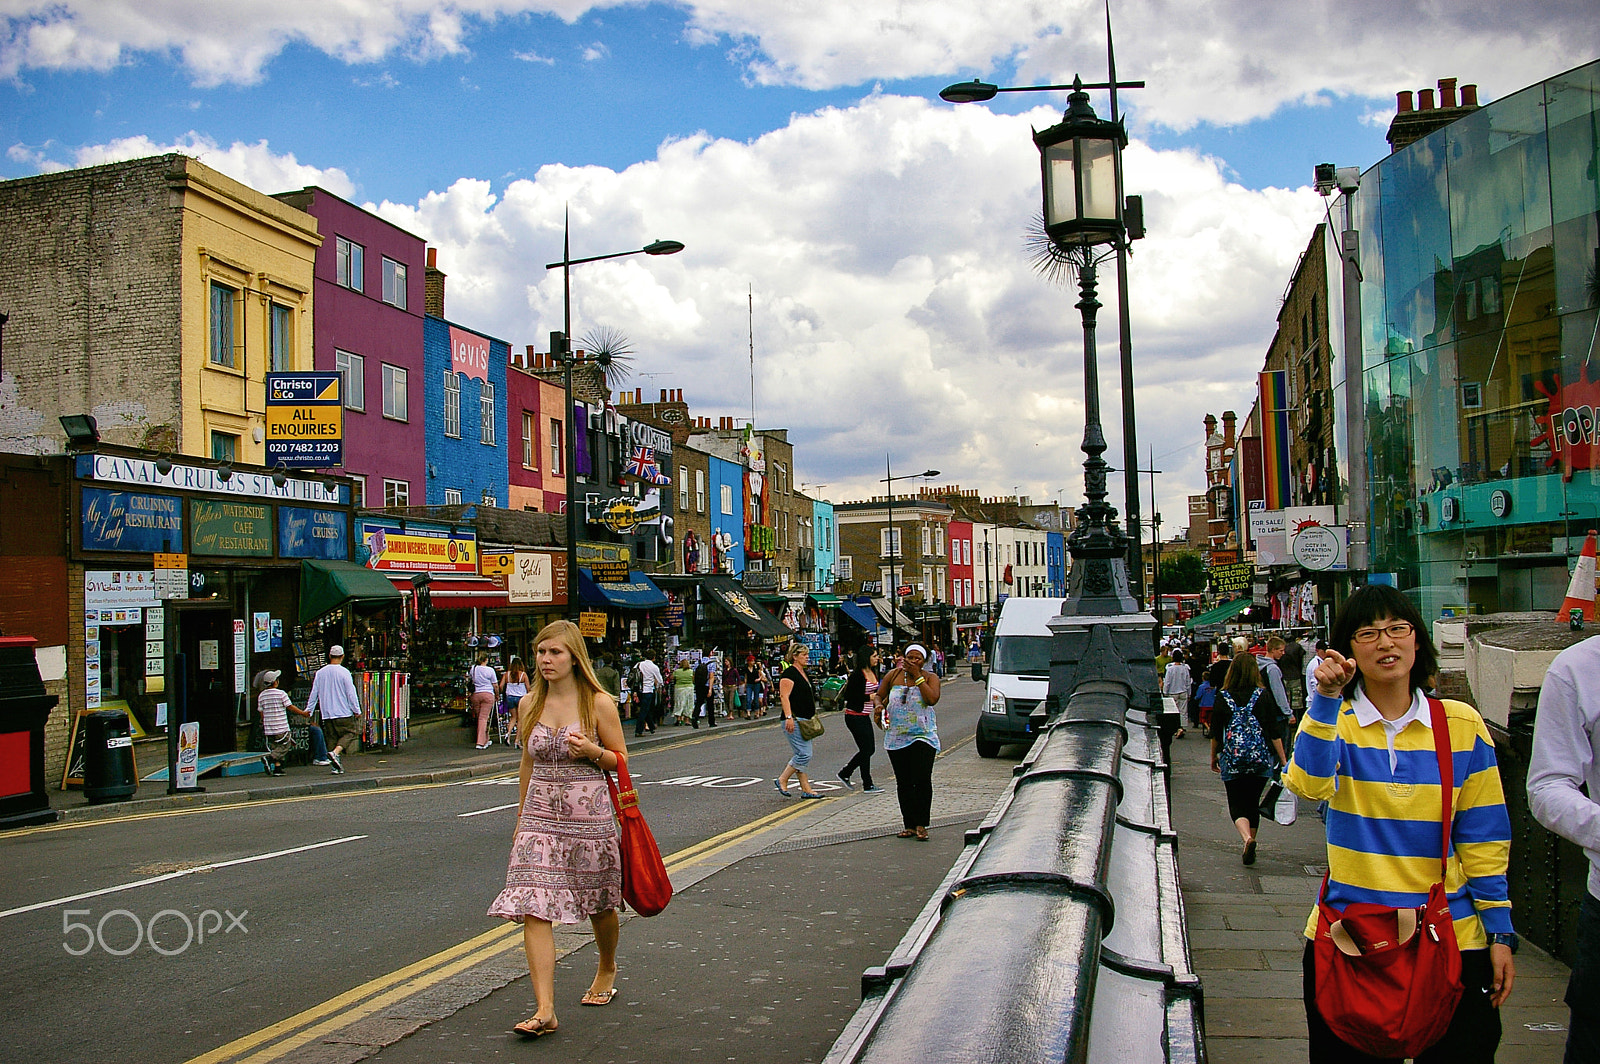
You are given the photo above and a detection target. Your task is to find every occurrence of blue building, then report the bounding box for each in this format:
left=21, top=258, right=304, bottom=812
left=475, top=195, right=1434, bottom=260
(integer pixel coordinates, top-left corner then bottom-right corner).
left=812, top=498, right=837, bottom=590
left=1046, top=531, right=1066, bottom=596
left=708, top=453, right=746, bottom=574
left=422, top=316, right=509, bottom=507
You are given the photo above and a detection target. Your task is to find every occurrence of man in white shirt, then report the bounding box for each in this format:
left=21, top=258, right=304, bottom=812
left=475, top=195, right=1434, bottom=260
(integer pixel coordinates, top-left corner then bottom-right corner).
left=1528, top=634, right=1600, bottom=1063
left=1162, top=650, right=1193, bottom=737
left=306, top=645, right=363, bottom=774
left=633, top=654, right=664, bottom=737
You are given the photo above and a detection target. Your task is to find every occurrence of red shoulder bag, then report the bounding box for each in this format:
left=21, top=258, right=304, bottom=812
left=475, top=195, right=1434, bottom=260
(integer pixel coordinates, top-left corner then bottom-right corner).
left=604, top=750, right=673, bottom=917
left=1313, top=697, right=1463, bottom=1057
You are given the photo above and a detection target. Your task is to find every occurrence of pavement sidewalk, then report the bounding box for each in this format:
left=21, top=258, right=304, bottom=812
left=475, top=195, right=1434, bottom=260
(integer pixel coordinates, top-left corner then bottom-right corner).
left=1167, top=728, right=1573, bottom=1063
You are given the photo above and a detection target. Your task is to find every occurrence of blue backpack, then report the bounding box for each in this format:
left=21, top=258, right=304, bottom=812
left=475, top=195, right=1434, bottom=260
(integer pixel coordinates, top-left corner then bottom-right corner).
left=1219, top=689, right=1274, bottom=777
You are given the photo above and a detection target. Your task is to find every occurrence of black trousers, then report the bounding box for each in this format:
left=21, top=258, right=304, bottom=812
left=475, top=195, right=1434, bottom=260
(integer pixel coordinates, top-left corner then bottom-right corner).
left=839, top=712, right=875, bottom=789
left=693, top=690, right=715, bottom=727
left=633, top=692, right=657, bottom=736
left=1302, top=942, right=1501, bottom=1063
left=1569, top=890, right=1600, bottom=1064
left=887, top=741, right=936, bottom=829
left=1223, top=774, right=1270, bottom=830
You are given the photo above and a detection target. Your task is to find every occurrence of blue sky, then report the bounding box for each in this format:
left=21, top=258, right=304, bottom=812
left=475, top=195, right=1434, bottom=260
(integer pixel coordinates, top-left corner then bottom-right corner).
left=3, top=0, right=1594, bottom=525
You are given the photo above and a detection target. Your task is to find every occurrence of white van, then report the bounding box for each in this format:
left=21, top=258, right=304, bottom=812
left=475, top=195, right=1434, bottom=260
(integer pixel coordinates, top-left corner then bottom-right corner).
left=976, top=597, right=1066, bottom=757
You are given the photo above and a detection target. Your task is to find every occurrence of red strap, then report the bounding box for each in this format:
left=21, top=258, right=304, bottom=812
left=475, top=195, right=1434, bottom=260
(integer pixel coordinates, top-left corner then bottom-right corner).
left=1427, top=697, right=1453, bottom=878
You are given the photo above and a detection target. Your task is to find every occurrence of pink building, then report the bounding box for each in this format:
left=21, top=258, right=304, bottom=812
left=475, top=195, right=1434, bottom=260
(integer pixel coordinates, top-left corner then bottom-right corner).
left=948, top=519, right=974, bottom=606
left=507, top=349, right=568, bottom=513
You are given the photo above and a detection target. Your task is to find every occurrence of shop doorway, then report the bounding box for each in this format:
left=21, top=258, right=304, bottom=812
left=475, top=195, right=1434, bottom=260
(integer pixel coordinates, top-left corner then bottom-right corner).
left=178, top=608, right=237, bottom=755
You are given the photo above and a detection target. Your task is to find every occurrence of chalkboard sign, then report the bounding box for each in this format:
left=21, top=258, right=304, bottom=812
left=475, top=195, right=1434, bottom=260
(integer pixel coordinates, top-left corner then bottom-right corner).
left=62, top=710, right=88, bottom=788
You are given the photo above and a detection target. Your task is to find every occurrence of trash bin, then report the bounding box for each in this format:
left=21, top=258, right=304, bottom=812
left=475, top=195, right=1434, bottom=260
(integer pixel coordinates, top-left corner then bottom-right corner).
left=83, top=709, right=137, bottom=804
left=971, top=661, right=986, bottom=682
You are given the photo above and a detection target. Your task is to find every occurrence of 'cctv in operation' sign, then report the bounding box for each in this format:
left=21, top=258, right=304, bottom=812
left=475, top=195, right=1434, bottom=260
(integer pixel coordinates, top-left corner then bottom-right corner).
left=266, top=373, right=344, bottom=468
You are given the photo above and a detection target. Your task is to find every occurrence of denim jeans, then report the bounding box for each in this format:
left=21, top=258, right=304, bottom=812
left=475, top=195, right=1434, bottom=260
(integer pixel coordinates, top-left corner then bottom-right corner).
left=783, top=724, right=813, bottom=769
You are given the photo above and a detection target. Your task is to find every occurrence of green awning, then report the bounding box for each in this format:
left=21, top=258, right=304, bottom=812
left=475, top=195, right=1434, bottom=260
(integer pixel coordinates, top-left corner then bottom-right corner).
left=299, top=560, right=403, bottom=623
left=806, top=593, right=844, bottom=607
left=1184, top=597, right=1252, bottom=630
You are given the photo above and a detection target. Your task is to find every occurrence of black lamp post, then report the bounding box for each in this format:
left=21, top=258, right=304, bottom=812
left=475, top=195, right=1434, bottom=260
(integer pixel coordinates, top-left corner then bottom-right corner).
left=545, top=216, right=683, bottom=621
left=880, top=459, right=940, bottom=642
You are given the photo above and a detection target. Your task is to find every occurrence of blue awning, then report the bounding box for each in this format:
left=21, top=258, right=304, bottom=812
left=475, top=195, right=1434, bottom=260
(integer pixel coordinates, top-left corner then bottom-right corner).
left=577, top=569, right=669, bottom=610
left=838, top=598, right=885, bottom=638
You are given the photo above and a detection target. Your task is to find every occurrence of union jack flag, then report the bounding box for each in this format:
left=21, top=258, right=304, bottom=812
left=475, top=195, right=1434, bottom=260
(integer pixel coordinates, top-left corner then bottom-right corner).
left=626, top=446, right=671, bottom=485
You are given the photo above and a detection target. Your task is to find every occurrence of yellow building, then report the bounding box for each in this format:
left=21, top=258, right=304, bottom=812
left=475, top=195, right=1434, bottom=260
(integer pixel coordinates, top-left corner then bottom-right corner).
left=0, top=154, right=320, bottom=462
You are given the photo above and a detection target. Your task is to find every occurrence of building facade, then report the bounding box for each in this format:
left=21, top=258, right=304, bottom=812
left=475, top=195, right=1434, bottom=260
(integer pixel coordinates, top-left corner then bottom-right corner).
left=811, top=498, right=836, bottom=591
left=422, top=314, right=508, bottom=508
left=506, top=351, right=569, bottom=514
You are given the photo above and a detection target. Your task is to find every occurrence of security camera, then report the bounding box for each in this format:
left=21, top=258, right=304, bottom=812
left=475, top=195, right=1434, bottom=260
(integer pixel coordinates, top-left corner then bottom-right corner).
left=1314, top=163, right=1337, bottom=196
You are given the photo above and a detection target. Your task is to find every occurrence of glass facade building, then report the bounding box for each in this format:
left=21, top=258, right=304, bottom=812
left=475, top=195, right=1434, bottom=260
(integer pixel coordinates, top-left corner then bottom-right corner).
left=1335, top=59, right=1600, bottom=618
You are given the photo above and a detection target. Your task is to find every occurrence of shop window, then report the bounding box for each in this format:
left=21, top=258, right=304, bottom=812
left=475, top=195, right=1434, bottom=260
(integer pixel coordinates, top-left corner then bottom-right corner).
left=336, top=350, right=365, bottom=411
left=209, top=282, right=236, bottom=367
left=336, top=236, right=364, bottom=291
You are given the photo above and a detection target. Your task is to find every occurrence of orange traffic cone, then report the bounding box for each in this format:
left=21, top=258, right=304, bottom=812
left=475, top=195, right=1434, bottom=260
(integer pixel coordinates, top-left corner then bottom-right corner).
left=1559, top=530, right=1599, bottom=622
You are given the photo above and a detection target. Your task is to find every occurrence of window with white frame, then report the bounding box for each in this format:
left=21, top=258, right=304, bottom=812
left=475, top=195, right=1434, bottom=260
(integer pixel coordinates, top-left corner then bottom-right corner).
left=695, top=469, right=706, bottom=514
left=935, top=525, right=945, bottom=556
left=522, top=412, right=535, bottom=468
left=349, top=475, right=366, bottom=508
left=384, top=479, right=409, bottom=506
left=381, top=257, right=407, bottom=308
left=443, top=372, right=461, bottom=437
left=550, top=419, right=563, bottom=473
left=921, top=525, right=931, bottom=557
left=837, top=556, right=852, bottom=579
left=336, top=237, right=364, bottom=291
left=336, top=350, right=365, bottom=411
left=382, top=364, right=407, bottom=421
left=480, top=381, right=495, bottom=445
left=721, top=484, right=733, bottom=515
left=444, top=488, right=462, bottom=505
left=679, top=467, right=689, bottom=509
left=482, top=489, right=496, bottom=507
left=880, top=527, right=902, bottom=558
left=935, top=566, right=945, bottom=600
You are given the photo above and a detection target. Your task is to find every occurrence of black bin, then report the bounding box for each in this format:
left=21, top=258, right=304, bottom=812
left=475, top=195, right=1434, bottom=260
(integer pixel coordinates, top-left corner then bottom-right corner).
left=971, top=661, right=986, bottom=682
left=83, top=709, right=137, bottom=804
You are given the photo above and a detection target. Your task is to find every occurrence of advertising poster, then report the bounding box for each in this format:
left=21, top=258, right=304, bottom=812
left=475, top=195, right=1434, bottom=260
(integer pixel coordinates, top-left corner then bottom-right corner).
left=265, top=372, right=344, bottom=468
left=176, top=722, right=200, bottom=789
left=254, top=612, right=272, bottom=653
left=358, top=518, right=478, bottom=573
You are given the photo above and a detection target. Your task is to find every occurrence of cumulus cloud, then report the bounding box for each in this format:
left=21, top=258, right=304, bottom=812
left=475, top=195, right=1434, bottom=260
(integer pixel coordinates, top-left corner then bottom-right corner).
left=358, top=94, right=1321, bottom=515
left=9, top=133, right=357, bottom=198
left=3, top=0, right=1595, bottom=129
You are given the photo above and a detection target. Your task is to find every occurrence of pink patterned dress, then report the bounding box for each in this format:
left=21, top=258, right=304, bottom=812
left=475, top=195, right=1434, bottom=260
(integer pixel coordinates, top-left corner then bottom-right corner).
left=488, top=722, right=623, bottom=924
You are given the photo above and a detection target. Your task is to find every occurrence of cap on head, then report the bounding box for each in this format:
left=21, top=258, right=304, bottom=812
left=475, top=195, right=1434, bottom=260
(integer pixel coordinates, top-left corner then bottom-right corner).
left=261, top=669, right=282, bottom=686
left=329, top=645, right=345, bottom=659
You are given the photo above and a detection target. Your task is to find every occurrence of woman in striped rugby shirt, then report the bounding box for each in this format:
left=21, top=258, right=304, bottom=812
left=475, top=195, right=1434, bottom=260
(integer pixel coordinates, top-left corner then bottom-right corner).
left=1285, top=585, right=1517, bottom=1062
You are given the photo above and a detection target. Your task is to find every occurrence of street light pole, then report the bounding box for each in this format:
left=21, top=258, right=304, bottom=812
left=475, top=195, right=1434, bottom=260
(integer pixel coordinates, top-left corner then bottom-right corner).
left=880, top=459, right=940, bottom=644
left=545, top=212, right=683, bottom=622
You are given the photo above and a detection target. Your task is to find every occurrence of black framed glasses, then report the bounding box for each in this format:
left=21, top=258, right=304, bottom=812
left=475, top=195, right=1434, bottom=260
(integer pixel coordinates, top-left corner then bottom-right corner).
left=1351, top=621, right=1414, bottom=645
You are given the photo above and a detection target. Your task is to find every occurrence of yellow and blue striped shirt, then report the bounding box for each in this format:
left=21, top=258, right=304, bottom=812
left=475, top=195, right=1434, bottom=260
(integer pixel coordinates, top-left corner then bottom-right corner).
left=1283, top=689, right=1514, bottom=947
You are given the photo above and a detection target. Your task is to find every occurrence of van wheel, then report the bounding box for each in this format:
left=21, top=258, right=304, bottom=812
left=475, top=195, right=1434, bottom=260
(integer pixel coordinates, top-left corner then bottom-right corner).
left=975, top=735, right=1001, bottom=758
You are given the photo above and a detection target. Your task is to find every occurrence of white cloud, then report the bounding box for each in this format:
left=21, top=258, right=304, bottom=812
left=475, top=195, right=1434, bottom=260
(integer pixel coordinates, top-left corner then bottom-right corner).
left=581, top=41, right=609, bottom=62
left=362, top=93, right=1321, bottom=518
left=10, top=133, right=357, bottom=197
left=512, top=48, right=555, bottom=64
left=4, top=1, right=1595, bottom=130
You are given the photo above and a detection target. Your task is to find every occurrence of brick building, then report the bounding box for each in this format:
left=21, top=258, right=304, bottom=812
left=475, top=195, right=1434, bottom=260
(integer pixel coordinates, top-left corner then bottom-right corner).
left=506, top=348, right=569, bottom=514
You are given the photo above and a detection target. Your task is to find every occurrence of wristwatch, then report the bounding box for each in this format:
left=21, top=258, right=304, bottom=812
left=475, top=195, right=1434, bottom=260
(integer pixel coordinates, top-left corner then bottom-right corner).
left=1487, top=933, right=1519, bottom=954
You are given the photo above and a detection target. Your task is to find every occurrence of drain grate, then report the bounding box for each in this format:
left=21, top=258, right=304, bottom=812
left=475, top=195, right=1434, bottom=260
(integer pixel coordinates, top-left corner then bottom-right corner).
left=754, top=814, right=984, bottom=855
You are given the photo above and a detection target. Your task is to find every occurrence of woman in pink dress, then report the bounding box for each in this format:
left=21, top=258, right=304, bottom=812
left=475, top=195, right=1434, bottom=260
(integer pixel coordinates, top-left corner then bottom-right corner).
left=488, top=620, right=627, bottom=1038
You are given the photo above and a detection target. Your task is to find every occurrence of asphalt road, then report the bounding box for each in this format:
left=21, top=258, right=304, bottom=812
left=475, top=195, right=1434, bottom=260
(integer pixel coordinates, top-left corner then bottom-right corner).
left=0, top=676, right=996, bottom=1064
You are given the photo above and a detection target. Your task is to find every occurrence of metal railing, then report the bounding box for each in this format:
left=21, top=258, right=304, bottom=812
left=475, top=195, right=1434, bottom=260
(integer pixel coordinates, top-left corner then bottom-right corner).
left=825, top=621, right=1204, bottom=1063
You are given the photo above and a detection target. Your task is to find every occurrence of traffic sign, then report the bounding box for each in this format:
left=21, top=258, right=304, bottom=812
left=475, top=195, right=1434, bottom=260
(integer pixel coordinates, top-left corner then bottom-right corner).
left=265, top=372, right=344, bottom=468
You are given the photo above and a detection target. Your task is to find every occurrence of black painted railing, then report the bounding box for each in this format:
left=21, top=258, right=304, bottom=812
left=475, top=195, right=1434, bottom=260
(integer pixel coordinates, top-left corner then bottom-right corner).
left=824, top=622, right=1204, bottom=1064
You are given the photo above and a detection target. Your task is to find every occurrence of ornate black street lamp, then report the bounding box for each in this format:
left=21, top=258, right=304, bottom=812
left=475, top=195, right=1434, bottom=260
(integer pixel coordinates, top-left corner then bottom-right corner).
left=545, top=217, right=683, bottom=620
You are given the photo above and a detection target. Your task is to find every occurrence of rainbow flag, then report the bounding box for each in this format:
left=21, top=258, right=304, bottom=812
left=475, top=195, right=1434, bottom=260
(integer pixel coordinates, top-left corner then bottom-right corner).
left=1259, top=371, right=1291, bottom=511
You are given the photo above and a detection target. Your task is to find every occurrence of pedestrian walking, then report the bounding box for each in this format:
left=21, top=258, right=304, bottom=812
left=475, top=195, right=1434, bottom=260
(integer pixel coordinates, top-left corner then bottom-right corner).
left=836, top=645, right=884, bottom=793
left=774, top=642, right=823, bottom=799
left=631, top=654, right=664, bottom=736
left=671, top=656, right=695, bottom=725
left=468, top=651, right=498, bottom=749
left=592, top=653, right=621, bottom=703
left=1162, top=649, right=1193, bottom=748
left=1303, top=639, right=1327, bottom=717
left=1208, top=652, right=1287, bottom=865
left=1285, top=585, right=1516, bottom=1062
left=722, top=657, right=745, bottom=719
left=488, top=620, right=627, bottom=1039
left=875, top=642, right=942, bottom=840
left=498, top=657, right=531, bottom=744
left=1196, top=659, right=1227, bottom=737
left=693, top=655, right=716, bottom=729
left=256, top=669, right=326, bottom=773
left=1526, top=633, right=1597, bottom=1064
left=1255, top=636, right=1294, bottom=733
left=305, top=645, right=364, bottom=774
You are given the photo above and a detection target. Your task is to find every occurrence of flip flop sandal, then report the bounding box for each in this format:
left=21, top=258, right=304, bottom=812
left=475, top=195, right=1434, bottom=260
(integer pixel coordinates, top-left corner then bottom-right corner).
left=915, top=828, right=930, bottom=841
left=514, top=1017, right=558, bottom=1038
left=580, top=988, right=618, bottom=1007
left=897, top=829, right=917, bottom=838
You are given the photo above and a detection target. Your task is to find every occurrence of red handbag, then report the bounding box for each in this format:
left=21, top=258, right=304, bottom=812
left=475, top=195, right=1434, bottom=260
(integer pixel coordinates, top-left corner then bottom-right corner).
left=604, top=751, right=673, bottom=917
left=1313, top=697, right=1463, bottom=1057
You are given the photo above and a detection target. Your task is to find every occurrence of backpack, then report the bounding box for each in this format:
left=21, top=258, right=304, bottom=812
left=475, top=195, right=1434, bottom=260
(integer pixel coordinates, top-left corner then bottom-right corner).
left=694, top=661, right=710, bottom=689
left=1219, top=690, right=1274, bottom=777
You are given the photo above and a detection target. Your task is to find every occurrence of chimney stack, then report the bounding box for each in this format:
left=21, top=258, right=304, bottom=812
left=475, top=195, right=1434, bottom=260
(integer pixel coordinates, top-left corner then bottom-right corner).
left=1461, top=84, right=1478, bottom=106
left=1396, top=90, right=1414, bottom=113
left=1386, top=75, right=1482, bottom=153
left=1418, top=88, right=1435, bottom=110
left=424, top=247, right=446, bottom=318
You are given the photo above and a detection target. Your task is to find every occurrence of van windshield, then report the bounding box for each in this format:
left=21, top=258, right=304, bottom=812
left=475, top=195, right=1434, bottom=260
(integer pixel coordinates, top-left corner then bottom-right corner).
left=992, top=635, right=1053, bottom=676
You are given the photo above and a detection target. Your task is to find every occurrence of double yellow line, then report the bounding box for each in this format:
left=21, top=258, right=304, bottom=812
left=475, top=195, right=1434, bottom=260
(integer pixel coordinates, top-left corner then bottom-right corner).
left=183, top=796, right=831, bottom=1064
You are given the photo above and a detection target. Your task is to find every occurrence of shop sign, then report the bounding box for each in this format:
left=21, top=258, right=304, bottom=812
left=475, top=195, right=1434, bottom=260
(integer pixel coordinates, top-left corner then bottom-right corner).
left=578, top=541, right=631, bottom=583
left=481, top=551, right=514, bottom=582
left=579, top=611, right=608, bottom=638
left=153, top=553, right=189, bottom=600
left=508, top=550, right=559, bottom=605
left=450, top=325, right=491, bottom=382
left=358, top=518, right=478, bottom=573
left=77, top=454, right=344, bottom=505
left=265, top=372, right=343, bottom=468
left=585, top=491, right=661, bottom=535
left=85, top=570, right=159, bottom=608
left=278, top=507, right=349, bottom=560
left=629, top=420, right=673, bottom=460
left=81, top=487, right=183, bottom=553
left=1285, top=506, right=1346, bottom=572
left=664, top=595, right=685, bottom=628
left=1208, top=561, right=1254, bottom=596
left=190, top=499, right=273, bottom=557
left=742, top=569, right=780, bottom=592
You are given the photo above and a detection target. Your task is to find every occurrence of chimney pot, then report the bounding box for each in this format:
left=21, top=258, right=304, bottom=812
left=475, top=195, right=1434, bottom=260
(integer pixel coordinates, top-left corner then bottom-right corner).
left=1418, top=88, right=1435, bottom=110
left=1396, top=90, right=1414, bottom=113
left=427, top=247, right=437, bottom=268
left=1461, top=84, right=1478, bottom=107
left=659, top=389, right=667, bottom=402
left=1439, top=77, right=1458, bottom=108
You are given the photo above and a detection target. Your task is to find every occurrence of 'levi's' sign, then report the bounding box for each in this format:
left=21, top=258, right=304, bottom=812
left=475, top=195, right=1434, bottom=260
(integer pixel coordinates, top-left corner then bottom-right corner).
left=450, top=326, right=491, bottom=382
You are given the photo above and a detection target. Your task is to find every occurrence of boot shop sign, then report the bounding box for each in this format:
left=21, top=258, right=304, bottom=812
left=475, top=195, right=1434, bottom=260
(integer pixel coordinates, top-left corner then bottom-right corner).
left=585, top=490, right=662, bottom=535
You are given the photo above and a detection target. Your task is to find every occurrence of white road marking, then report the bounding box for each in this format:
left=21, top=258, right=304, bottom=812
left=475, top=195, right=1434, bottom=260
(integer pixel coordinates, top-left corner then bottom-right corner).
left=0, top=835, right=368, bottom=920
left=457, top=803, right=519, bottom=818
